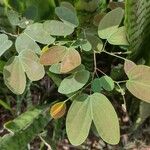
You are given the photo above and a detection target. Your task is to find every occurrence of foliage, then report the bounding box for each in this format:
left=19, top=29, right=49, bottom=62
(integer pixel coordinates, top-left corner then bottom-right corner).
left=0, top=0, right=150, bottom=149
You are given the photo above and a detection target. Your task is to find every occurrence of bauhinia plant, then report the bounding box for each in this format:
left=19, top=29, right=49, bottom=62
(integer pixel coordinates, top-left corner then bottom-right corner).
left=0, top=1, right=150, bottom=148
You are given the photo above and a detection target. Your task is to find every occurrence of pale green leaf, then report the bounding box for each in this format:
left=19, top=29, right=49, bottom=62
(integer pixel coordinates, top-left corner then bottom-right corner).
left=0, top=34, right=12, bottom=56
left=108, top=26, right=129, bottom=45
left=3, top=56, right=26, bottom=95
left=15, top=33, right=41, bottom=54
left=66, top=94, right=92, bottom=146
left=58, top=70, right=90, bottom=94
left=80, top=29, right=103, bottom=52
left=43, top=20, right=74, bottom=36
left=19, top=50, right=45, bottom=81
left=91, top=76, right=114, bottom=93
left=55, top=6, right=79, bottom=28
left=66, top=93, right=120, bottom=146
left=49, top=63, right=61, bottom=74
left=98, top=8, right=124, bottom=39
left=126, top=65, right=150, bottom=103
left=61, top=1, right=76, bottom=13
left=24, top=23, right=55, bottom=44
left=81, top=39, right=92, bottom=51
left=91, top=93, right=120, bottom=145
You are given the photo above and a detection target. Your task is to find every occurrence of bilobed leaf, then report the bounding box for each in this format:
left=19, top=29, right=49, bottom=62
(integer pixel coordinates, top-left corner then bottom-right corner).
left=81, top=39, right=92, bottom=52
left=66, top=93, right=120, bottom=146
left=66, top=94, right=92, bottom=146
left=108, top=26, right=129, bottom=45
left=24, top=23, right=55, bottom=44
left=58, top=70, right=90, bottom=94
left=50, top=102, right=66, bottom=119
left=15, top=33, right=41, bottom=54
left=7, top=10, right=32, bottom=28
left=3, top=51, right=45, bottom=95
left=43, top=20, right=74, bottom=36
left=55, top=6, right=79, bottom=28
left=61, top=1, right=76, bottom=13
left=3, top=56, right=26, bottom=95
left=126, top=65, right=150, bottom=103
left=40, top=46, right=81, bottom=73
left=80, top=29, right=103, bottom=52
left=92, top=76, right=114, bottom=93
left=98, top=8, right=124, bottom=39
left=19, top=50, right=45, bottom=81
left=90, top=93, right=120, bottom=145
left=0, top=34, right=12, bottom=56
left=124, top=60, right=136, bottom=75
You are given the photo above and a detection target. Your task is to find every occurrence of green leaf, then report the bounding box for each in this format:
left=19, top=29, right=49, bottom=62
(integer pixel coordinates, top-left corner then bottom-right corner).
left=24, top=23, right=55, bottom=45
left=80, top=29, right=103, bottom=52
left=49, top=64, right=85, bottom=74
left=19, top=50, right=45, bottom=81
left=126, top=65, right=150, bottom=103
left=92, top=76, right=115, bottom=93
left=66, top=94, right=92, bottom=146
left=0, top=99, right=11, bottom=111
left=66, top=93, right=120, bottom=146
left=7, top=10, right=32, bottom=28
left=43, top=20, right=74, bottom=36
left=3, top=56, right=26, bottom=95
left=61, top=1, right=76, bottom=13
left=108, top=27, right=129, bottom=45
left=0, top=34, right=12, bottom=57
left=3, top=50, right=45, bottom=95
left=55, top=6, right=79, bottom=28
left=98, top=8, right=124, bottom=39
left=90, top=93, right=120, bottom=145
left=58, top=70, right=90, bottom=94
left=15, top=33, right=41, bottom=54
left=0, top=105, right=50, bottom=150
left=49, top=63, right=61, bottom=74
left=81, top=39, right=92, bottom=51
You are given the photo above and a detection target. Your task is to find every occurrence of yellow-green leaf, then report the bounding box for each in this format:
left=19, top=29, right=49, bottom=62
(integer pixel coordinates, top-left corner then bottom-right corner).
left=66, top=94, right=92, bottom=146
left=90, top=93, right=120, bottom=145
left=19, top=50, right=45, bottom=81
left=58, top=70, right=90, bottom=94
left=126, top=65, right=150, bottom=103
left=108, top=26, right=129, bottom=45
left=98, top=8, right=124, bottom=39
left=3, top=56, right=26, bottom=95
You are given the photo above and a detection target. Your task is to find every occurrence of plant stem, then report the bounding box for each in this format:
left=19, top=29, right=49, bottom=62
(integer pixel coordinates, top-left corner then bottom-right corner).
left=102, top=50, right=128, bottom=61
